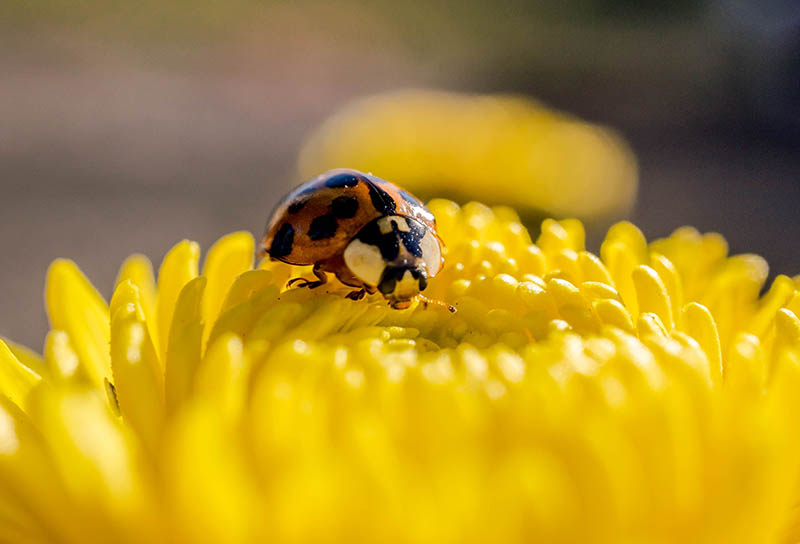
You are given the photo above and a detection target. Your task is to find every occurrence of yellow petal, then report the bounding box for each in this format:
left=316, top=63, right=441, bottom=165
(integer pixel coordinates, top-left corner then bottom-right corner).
left=0, top=341, right=40, bottom=411
left=600, top=241, right=640, bottom=318
left=116, top=254, right=159, bottom=363
left=28, top=389, right=148, bottom=536
left=746, top=274, right=795, bottom=339
left=0, top=395, right=90, bottom=543
left=156, top=240, right=200, bottom=360
left=220, top=269, right=275, bottom=313
left=772, top=309, right=800, bottom=381
left=603, top=221, right=648, bottom=263
left=110, top=282, right=164, bottom=454
left=0, top=338, right=44, bottom=377
left=165, top=402, right=259, bottom=544
left=633, top=265, right=674, bottom=332
left=578, top=251, right=613, bottom=285
left=593, top=299, right=635, bottom=334
left=201, top=232, right=255, bottom=348
left=547, top=278, right=599, bottom=333
left=537, top=219, right=579, bottom=257
left=775, top=308, right=800, bottom=347
left=649, top=254, right=683, bottom=328
left=193, top=333, right=248, bottom=419
left=165, top=277, right=207, bottom=416
left=580, top=281, right=621, bottom=302
left=45, top=259, right=111, bottom=388
left=44, top=330, right=80, bottom=381
left=682, top=302, right=722, bottom=386
left=638, top=312, right=667, bottom=339
left=726, top=333, right=764, bottom=393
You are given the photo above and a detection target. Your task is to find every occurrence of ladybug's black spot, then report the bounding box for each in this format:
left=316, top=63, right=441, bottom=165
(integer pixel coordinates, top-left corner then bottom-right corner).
left=377, top=269, right=399, bottom=295
left=325, top=173, right=360, bottom=189
left=270, top=224, right=294, bottom=258
left=398, top=219, right=426, bottom=257
left=331, top=196, right=359, bottom=218
left=308, top=214, right=338, bottom=240
left=287, top=199, right=307, bottom=214
left=356, top=220, right=399, bottom=261
left=366, top=182, right=397, bottom=215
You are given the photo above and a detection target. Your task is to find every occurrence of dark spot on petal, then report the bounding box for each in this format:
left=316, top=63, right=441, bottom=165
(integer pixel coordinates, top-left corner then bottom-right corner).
left=331, top=196, right=359, bottom=218
left=325, top=172, right=360, bottom=189
left=270, top=224, right=294, bottom=258
left=308, top=214, right=338, bottom=240
left=367, top=182, right=396, bottom=215
left=287, top=199, right=306, bottom=214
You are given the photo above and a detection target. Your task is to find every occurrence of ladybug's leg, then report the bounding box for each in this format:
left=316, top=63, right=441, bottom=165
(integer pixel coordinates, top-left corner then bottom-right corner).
left=345, top=283, right=377, bottom=301
left=390, top=300, right=412, bottom=310
left=345, top=289, right=366, bottom=301
left=308, top=264, right=328, bottom=289
left=286, top=264, right=328, bottom=290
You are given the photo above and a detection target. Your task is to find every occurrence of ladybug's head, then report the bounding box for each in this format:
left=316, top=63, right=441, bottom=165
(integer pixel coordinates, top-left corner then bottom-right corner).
left=343, top=215, right=443, bottom=306
left=377, top=262, right=428, bottom=304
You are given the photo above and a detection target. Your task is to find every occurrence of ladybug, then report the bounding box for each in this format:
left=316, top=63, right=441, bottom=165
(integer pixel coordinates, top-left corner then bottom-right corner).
left=259, top=169, right=453, bottom=311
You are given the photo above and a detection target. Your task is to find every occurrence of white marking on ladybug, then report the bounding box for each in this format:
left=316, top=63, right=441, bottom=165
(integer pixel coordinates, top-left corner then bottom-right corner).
left=343, top=239, right=385, bottom=286
left=378, top=216, right=410, bottom=234
left=420, top=229, right=442, bottom=277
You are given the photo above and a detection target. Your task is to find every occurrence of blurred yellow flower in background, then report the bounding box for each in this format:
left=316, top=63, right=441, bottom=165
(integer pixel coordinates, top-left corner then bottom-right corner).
left=299, top=90, right=638, bottom=225
left=2, top=201, right=800, bottom=542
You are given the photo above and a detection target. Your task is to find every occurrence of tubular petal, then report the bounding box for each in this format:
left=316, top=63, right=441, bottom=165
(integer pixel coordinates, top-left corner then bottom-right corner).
left=0, top=341, right=40, bottom=411
left=5, top=201, right=800, bottom=542
left=649, top=254, right=683, bottom=329
left=682, top=303, right=723, bottom=386
left=593, top=299, right=635, bottom=334
left=165, top=277, right=206, bottom=416
left=633, top=265, right=674, bottom=332
left=110, top=288, right=164, bottom=455
left=0, top=339, right=44, bottom=377
left=193, top=334, right=247, bottom=420
left=156, top=241, right=200, bottom=361
left=45, top=259, right=112, bottom=388
left=200, top=232, right=255, bottom=348
left=116, top=255, right=159, bottom=365
left=44, top=330, right=80, bottom=381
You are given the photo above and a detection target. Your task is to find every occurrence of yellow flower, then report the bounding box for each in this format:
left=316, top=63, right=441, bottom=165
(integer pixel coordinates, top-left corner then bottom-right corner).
left=299, top=90, right=638, bottom=225
left=2, top=201, right=800, bottom=543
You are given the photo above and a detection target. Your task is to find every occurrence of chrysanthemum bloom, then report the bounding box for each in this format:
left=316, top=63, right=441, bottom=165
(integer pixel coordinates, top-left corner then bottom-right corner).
left=2, top=200, right=800, bottom=543
left=299, top=90, right=638, bottom=224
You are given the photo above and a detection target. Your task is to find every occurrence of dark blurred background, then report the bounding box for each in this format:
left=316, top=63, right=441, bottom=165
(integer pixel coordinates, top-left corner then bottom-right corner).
left=1, top=0, right=798, bottom=349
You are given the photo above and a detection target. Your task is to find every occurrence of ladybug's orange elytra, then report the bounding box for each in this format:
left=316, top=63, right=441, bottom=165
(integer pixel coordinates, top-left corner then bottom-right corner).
left=260, top=169, right=450, bottom=310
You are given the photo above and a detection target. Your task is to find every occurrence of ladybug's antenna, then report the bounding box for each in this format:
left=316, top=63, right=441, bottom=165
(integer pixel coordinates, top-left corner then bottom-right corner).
left=417, top=294, right=456, bottom=313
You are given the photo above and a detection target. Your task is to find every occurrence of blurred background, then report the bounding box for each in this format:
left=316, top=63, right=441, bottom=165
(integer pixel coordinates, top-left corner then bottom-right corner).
left=1, top=0, right=798, bottom=349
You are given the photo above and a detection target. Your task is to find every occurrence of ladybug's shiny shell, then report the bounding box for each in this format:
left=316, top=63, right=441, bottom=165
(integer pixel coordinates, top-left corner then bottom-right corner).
left=260, top=169, right=444, bottom=304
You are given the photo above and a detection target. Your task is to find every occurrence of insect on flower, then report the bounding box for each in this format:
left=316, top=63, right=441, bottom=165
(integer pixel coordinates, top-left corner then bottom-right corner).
left=259, top=169, right=455, bottom=311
